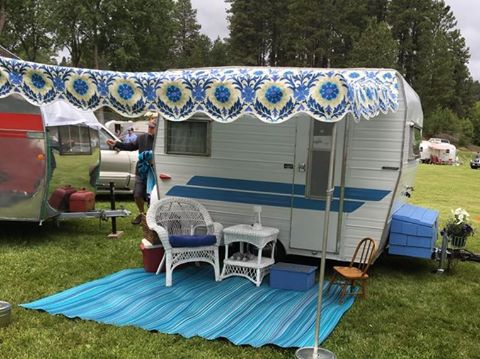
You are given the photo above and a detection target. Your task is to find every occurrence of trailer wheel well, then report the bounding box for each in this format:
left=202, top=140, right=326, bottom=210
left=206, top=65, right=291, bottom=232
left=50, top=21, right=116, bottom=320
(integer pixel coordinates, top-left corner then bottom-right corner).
left=274, top=240, right=287, bottom=262
left=251, top=240, right=286, bottom=262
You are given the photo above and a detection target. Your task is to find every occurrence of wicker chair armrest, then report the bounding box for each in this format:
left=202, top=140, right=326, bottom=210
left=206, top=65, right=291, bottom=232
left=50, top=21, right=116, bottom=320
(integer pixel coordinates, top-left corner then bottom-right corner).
left=149, top=223, right=170, bottom=249
left=146, top=202, right=171, bottom=250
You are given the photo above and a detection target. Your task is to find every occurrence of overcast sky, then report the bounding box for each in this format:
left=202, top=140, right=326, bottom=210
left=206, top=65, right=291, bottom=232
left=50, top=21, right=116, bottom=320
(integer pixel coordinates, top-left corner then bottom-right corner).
left=191, top=0, right=480, bottom=81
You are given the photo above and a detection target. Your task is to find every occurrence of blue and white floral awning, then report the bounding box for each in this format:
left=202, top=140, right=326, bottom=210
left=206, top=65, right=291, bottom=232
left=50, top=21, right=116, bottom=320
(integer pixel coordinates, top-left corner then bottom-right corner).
left=0, top=57, right=400, bottom=123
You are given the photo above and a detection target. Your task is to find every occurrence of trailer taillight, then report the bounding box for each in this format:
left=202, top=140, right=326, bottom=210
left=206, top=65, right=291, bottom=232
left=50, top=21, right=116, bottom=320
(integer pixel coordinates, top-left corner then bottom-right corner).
left=37, top=153, right=45, bottom=161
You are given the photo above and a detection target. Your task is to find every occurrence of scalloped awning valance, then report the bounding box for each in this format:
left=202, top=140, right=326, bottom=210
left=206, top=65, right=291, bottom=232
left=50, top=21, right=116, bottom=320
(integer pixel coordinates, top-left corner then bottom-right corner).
left=0, top=57, right=400, bottom=123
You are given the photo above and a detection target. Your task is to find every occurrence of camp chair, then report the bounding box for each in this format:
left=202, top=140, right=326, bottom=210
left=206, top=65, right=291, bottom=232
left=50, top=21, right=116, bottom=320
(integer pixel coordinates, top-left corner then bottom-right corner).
left=327, top=237, right=376, bottom=304
left=431, top=155, right=440, bottom=165
left=146, top=197, right=223, bottom=287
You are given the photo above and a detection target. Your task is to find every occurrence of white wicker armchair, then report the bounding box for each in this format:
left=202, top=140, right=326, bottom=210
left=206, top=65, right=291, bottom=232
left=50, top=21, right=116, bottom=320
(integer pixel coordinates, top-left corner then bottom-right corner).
left=146, top=196, right=223, bottom=286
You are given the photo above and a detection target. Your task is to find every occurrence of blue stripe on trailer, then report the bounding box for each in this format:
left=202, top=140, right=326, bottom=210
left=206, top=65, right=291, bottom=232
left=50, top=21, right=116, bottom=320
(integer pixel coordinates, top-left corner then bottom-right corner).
left=333, top=187, right=390, bottom=202
left=292, top=197, right=363, bottom=213
left=187, top=176, right=305, bottom=195
left=187, top=176, right=390, bottom=201
left=166, top=186, right=364, bottom=213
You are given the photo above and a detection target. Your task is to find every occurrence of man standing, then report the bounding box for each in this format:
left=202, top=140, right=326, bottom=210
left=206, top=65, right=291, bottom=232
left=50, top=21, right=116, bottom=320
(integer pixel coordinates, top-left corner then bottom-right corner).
left=124, top=126, right=137, bottom=143
left=107, top=114, right=157, bottom=224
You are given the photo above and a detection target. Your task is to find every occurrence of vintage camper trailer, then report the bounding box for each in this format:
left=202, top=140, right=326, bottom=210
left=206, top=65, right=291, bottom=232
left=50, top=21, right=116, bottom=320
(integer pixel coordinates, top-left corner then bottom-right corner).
left=0, top=57, right=426, bottom=262
left=419, top=140, right=431, bottom=162
left=152, top=71, right=423, bottom=262
left=0, top=96, right=128, bottom=223
left=420, top=138, right=456, bottom=164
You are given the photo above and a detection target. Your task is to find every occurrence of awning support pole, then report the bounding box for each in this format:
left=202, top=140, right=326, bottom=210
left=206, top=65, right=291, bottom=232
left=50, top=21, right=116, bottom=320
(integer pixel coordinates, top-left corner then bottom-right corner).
left=296, top=122, right=337, bottom=359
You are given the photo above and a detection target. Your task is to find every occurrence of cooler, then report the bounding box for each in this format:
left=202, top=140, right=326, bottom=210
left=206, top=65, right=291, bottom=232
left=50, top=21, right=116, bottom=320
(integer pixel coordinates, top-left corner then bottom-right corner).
left=140, top=240, right=164, bottom=273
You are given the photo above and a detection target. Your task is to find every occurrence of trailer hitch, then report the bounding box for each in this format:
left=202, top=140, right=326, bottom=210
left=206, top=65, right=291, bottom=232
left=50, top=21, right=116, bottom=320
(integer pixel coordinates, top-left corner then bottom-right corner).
left=433, top=232, right=480, bottom=273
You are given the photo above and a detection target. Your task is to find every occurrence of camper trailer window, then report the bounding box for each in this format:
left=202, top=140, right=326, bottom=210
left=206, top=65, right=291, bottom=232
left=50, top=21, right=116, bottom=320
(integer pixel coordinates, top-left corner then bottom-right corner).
left=57, top=125, right=92, bottom=155
left=409, top=126, right=422, bottom=160
left=165, top=119, right=211, bottom=156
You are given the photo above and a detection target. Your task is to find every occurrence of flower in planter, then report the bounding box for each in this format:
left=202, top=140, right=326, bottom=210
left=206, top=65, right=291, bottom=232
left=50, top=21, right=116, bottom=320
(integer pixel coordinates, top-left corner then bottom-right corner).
left=442, top=208, right=474, bottom=246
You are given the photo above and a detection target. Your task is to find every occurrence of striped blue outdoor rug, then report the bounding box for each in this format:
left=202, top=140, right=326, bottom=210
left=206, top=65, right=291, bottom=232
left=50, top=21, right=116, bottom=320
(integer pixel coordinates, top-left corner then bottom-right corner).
left=21, top=266, right=355, bottom=348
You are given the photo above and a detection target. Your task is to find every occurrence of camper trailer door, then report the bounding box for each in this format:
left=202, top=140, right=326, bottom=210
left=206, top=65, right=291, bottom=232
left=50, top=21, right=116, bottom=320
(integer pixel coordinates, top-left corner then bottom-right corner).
left=289, top=117, right=343, bottom=253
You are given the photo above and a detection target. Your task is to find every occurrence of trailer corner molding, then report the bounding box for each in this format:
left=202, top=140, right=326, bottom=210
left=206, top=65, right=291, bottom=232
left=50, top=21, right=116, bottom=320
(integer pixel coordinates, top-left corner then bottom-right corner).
left=0, top=57, right=399, bottom=123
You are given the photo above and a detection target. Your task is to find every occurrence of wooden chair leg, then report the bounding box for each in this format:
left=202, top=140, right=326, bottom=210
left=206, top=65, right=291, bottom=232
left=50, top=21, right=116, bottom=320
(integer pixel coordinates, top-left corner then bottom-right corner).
left=339, top=282, right=348, bottom=304
left=327, top=272, right=337, bottom=293
left=349, top=280, right=356, bottom=293
left=360, top=279, right=367, bottom=298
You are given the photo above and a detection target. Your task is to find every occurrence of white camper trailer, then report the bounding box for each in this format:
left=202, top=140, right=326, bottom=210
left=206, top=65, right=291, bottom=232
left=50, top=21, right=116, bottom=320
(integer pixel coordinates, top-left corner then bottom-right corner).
left=419, top=140, right=431, bottom=163
left=0, top=57, right=426, bottom=262
left=152, top=71, right=423, bottom=263
left=420, top=138, right=456, bottom=164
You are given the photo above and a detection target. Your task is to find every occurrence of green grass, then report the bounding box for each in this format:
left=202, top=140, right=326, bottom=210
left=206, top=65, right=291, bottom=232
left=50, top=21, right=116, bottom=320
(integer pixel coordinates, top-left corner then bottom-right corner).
left=1, top=158, right=480, bottom=359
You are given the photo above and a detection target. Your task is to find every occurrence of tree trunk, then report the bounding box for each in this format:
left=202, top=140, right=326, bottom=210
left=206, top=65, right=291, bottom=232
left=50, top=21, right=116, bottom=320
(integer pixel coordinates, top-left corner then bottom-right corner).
left=0, top=0, right=6, bottom=34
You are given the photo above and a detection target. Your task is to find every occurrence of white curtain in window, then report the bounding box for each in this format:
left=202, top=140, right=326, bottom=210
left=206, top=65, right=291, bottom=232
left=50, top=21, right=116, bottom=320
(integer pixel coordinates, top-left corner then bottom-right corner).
left=168, top=122, right=207, bottom=155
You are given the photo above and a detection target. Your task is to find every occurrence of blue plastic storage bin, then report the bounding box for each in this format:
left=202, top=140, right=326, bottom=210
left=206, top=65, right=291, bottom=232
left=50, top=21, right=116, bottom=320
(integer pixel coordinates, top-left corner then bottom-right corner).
left=388, top=204, right=439, bottom=259
left=269, top=262, right=317, bottom=291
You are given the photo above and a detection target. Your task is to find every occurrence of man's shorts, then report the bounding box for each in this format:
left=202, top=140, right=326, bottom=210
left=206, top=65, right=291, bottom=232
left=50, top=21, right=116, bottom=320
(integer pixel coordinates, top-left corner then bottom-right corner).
left=133, top=176, right=147, bottom=201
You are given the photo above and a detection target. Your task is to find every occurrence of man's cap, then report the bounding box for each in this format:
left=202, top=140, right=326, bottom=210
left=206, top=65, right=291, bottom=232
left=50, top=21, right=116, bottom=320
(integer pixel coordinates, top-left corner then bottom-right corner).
left=127, top=126, right=134, bottom=131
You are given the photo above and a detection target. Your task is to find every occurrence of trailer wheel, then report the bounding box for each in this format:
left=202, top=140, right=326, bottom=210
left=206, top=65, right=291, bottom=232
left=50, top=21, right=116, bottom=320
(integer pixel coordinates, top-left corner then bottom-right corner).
left=274, top=241, right=287, bottom=262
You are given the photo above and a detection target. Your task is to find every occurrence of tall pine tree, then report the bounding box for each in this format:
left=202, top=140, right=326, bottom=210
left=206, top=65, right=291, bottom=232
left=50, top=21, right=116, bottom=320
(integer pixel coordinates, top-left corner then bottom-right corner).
left=227, top=0, right=270, bottom=65
left=171, top=0, right=202, bottom=68
left=348, top=18, right=397, bottom=68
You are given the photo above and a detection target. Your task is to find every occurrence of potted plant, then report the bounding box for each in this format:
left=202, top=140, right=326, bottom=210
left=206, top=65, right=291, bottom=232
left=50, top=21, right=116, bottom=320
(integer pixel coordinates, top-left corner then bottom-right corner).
left=442, top=208, right=474, bottom=248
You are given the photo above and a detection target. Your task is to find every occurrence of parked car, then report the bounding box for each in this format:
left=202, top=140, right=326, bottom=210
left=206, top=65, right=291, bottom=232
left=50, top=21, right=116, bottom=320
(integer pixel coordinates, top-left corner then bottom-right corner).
left=105, top=119, right=149, bottom=137
left=97, top=125, right=140, bottom=192
left=470, top=157, right=480, bottom=169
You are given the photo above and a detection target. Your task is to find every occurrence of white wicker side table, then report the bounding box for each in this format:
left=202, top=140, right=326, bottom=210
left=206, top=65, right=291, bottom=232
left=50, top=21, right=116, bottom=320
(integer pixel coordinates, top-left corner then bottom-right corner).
left=221, top=224, right=279, bottom=287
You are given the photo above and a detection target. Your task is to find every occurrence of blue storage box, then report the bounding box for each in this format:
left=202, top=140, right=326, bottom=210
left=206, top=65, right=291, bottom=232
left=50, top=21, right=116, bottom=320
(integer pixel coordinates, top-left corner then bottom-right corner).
left=388, top=204, right=439, bottom=259
left=269, top=262, right=317, bottom=291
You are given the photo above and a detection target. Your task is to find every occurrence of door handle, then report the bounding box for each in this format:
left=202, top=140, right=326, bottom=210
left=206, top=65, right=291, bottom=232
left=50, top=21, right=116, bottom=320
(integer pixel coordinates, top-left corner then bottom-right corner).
left=298, top=163, right=306, bottom=172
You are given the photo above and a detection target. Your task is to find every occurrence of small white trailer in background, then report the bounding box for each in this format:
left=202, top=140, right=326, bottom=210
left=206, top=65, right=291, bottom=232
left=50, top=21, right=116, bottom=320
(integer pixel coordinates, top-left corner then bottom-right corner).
left=420, top=138, right=456, bottom=164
